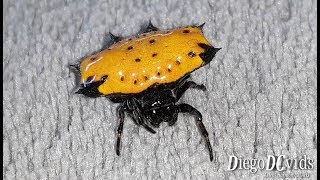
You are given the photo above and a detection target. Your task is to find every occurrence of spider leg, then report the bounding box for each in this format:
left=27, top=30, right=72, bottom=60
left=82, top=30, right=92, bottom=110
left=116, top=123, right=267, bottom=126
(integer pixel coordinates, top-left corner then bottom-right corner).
left=167, top=109, right=178, bottom=126
left=141, top=122, right=156, bottom=134
left=126, top=100, right=141, bottom=125
left=130, top=99, right=156, bottom=134
left=175, top=81, right=206, bottom=101
left=176, top=103, right=213, bottom=161
left=116, top=103, right=127, bottom=156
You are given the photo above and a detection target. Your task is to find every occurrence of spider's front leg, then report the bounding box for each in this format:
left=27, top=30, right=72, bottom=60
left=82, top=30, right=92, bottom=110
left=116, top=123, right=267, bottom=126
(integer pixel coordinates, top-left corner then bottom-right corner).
left=175, top=81, right=206, bottom=101
left=176, top=103, right=214, bottom=161
left=115, top=103, right=127, bottom=156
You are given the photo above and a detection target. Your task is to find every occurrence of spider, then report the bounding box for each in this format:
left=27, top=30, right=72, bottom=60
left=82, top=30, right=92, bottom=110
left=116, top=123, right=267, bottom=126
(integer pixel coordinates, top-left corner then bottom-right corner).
left=71, top=22, right=221, bottom=161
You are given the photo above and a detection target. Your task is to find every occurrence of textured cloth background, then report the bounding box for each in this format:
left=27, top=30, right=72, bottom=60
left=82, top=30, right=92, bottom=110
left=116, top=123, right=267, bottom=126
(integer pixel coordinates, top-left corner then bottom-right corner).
left=3, top=0, right=317, bottom=179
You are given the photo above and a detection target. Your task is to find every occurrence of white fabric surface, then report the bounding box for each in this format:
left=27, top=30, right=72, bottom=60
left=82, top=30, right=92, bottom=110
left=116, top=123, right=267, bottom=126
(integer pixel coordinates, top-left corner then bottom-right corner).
left=3, top=0, right=317, bottom=179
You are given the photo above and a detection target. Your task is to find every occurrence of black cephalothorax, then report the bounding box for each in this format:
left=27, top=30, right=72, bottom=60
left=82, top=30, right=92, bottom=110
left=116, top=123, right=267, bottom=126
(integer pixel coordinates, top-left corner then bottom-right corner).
left=108, top=75, right=214, bottom=161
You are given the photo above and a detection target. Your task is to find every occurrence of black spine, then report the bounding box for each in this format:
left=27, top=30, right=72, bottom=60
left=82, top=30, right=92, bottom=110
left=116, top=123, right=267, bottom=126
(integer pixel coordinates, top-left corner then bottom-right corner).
left=198, top=43, right=221, bottom=64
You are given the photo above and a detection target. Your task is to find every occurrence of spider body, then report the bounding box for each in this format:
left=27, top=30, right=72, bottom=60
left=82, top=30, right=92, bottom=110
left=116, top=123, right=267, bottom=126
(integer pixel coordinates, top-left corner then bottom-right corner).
left=71, top=22, right=221, bottom=161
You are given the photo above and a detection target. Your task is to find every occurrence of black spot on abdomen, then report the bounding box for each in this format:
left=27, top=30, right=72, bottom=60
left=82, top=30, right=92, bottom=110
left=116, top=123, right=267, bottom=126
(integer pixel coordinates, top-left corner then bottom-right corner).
left=183, top=29, right=190, bottom=33
left=188, top=51, right=196, bottom=57
left=135, top=58, right=141, bottom=62
left=90, top=57, right=98, bottom=61
left=149, top=39, right=156, bottom=43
